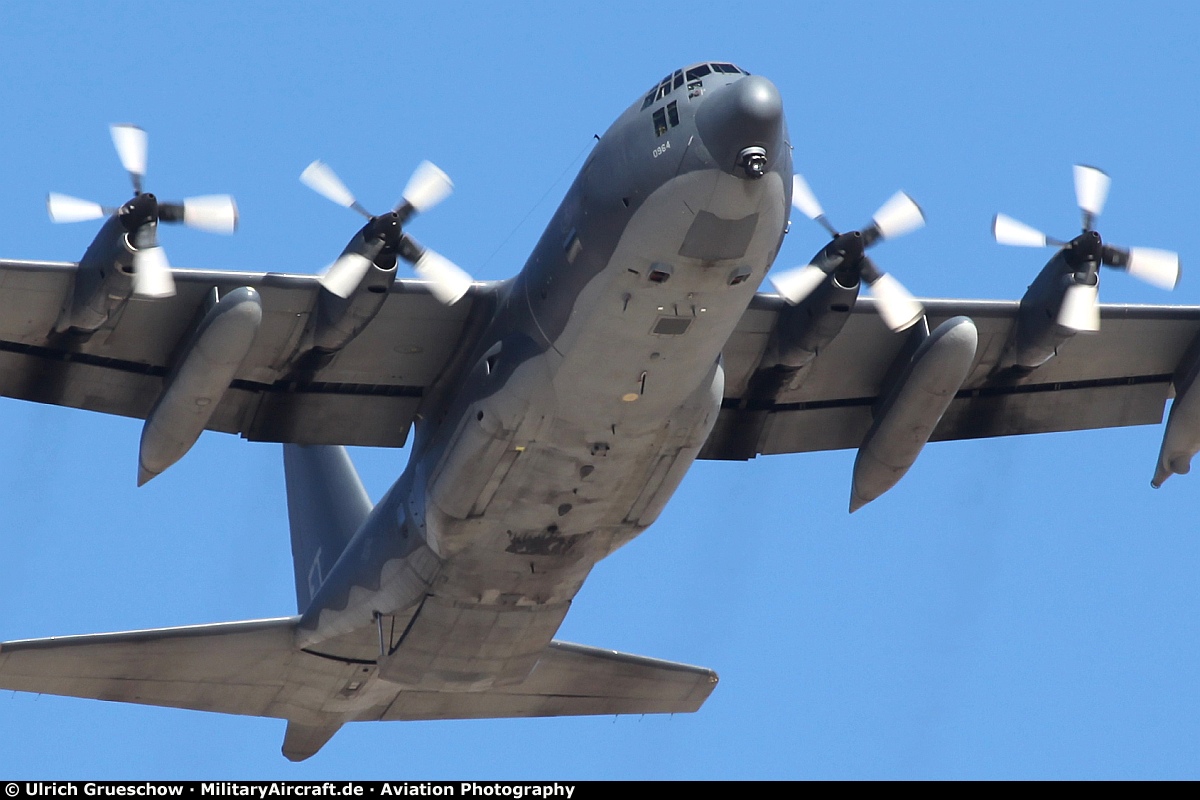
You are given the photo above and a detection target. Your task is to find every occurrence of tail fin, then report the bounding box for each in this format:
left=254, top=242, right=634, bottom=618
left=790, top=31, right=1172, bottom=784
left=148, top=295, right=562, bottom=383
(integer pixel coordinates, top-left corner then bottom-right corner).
left=283, top=445, right=372, bottom=613
left=283, top=717, right=343, bottom=762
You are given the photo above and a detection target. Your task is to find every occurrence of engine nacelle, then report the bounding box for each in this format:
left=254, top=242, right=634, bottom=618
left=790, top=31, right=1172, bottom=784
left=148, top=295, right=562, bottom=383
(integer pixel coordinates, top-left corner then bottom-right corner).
left=298, top=227, right=399, bottom=366
left=770, top=273, right=860, bottom=368
left=851, top=315, right=978, bottom=511
left=53, top=215, right=139, bottom=335
left=753, top=272, right=860, bottom=395
left=138, top=287, right=262, bottom=484
left=997, top=240, right=1100, bottom=374
left=308, top=260, right=397, bottom=356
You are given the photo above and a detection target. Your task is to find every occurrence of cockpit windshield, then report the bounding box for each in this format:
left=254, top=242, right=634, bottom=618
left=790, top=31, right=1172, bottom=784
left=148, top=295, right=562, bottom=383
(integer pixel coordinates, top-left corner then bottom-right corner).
left=641, top=62, right=749, bottom=110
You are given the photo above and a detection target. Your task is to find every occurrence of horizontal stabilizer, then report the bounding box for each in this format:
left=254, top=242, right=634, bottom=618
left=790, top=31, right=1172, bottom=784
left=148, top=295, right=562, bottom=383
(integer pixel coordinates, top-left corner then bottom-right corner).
left=380, top=640, right=719, bottom=721
left=0, top=617, right=310, bottom=718
left=0, top=618, right=718, bottom=759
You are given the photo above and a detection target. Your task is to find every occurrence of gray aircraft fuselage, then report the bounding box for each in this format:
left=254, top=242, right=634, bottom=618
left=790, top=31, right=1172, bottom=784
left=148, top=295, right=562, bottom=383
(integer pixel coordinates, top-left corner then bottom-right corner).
left=295, top=65, right=792, bottom=700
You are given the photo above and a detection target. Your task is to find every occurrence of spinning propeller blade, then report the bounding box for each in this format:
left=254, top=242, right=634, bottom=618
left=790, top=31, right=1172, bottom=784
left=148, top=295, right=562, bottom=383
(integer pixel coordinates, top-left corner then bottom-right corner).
left=866, top=271, right=924, bottom=333
left=1073, top=164, right=1111, bottom=229
left=319, top=253, right=374, bottom=299
left=402, top=161, right=454, bottom=213
left=110, top=124, right=147, bottom=193
left=47, top=193, right=107, bottom=223
left=773, top=174, right=925, bottom=330
left=770, top=264, right=829, bottom=305
left=181, top=195, right=239, bottom=235
left=992, top=214, right=1050, bottom=248
left=1057, top=282, right=1100, bottom=332
left=303, top=159, right=472, bottom=305
left=871, top=192, right=925, bottom=240
left=1124, top=248, right=1181, bottom=291
left=132, top=245, right=175, bottom=299
left=414, top=250, right=472, bottom=305
left=301, top=161, right=363, bottom=213
left=993, top=165, right=1180, bottom=332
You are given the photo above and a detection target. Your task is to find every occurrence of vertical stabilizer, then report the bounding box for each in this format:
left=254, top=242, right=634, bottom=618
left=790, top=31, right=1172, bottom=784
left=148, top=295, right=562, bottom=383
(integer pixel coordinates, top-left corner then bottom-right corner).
left=284, top=445, right=372, bottom=613
left=282, top=718, right=343, bottom=762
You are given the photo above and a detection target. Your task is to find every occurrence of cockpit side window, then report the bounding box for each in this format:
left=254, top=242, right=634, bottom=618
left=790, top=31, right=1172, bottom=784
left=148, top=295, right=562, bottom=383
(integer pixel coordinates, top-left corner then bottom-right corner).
left=673, top=70, right=684, bottom=89
left=653, top=108, right=668, bottom=137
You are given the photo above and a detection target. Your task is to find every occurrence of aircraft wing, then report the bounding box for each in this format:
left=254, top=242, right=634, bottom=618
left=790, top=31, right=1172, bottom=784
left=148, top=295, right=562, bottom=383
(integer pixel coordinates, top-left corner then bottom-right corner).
left=0, top=259, right=493, bottom=448
left=702, top=294, right=1200, bottom=459
left=0, top=618, right=717, bottom=723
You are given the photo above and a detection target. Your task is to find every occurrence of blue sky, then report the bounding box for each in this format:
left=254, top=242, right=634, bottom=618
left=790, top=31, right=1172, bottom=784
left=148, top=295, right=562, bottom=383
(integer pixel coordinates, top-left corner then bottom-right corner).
left=1, top=1, right=1200, bottom=779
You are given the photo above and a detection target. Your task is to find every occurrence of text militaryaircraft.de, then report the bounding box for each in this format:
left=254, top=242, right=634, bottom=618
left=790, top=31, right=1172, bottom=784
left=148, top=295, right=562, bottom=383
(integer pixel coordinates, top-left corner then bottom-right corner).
left=0, top=63, right=1194, bottom=760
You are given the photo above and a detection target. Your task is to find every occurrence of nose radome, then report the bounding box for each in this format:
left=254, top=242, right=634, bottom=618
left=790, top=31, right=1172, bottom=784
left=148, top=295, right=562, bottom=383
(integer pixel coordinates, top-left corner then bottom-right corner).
left=695, top=75, right=784, bottom=177
left=728, top=75, right=783, bottom=127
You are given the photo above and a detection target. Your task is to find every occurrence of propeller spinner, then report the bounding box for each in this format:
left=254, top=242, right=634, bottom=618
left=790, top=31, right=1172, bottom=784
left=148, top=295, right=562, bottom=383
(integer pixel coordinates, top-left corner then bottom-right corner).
left=991, top=165, right=1181, bottom=332
left=301, top=159, right=470, bottom=305
left=47, top=124, right=238, bottom=298
left=770, top=175, right=926, bottom=332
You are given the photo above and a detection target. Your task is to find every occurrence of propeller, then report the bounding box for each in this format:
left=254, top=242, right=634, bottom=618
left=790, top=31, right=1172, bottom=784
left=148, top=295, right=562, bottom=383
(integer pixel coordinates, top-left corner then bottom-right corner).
left=770, top=174, right=926, bottom=332
left=300, top=159, right=470, bottom=304
left=47, top=124, right=239, bottom=298
left=991, top=164, right=1180, bottom=332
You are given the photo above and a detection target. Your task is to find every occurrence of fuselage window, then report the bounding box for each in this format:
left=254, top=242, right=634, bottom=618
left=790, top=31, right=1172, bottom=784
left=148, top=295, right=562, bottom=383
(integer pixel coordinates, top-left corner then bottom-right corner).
left=667, top=101, right=679, bottom=128
left=653, top=108, right=668, bottom=137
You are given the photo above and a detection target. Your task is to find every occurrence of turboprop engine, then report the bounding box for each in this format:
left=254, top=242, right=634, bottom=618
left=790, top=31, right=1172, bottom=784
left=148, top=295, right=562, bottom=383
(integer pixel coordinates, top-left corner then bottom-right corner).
left=49, top=124, right=238, bottom=334
left=296, top=160, right=472, bottom=364
left=992, top=165, right=1180, bottom=373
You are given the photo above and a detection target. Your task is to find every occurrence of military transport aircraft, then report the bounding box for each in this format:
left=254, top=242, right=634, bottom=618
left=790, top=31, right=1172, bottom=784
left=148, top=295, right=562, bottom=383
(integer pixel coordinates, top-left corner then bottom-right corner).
left=0, top=64, right=1193, bottom=761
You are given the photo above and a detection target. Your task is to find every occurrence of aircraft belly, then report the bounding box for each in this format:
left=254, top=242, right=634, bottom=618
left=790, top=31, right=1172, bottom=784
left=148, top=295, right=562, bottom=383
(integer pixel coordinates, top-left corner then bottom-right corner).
left=425, top=166, right=783, bottom=568
left=547, top=167, right=786, bottom=425
left=354, top=168, right=785, bottom=690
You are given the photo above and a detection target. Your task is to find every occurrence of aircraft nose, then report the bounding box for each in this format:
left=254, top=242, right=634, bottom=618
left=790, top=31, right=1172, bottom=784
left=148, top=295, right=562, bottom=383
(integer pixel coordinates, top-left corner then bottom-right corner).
left=695, top=75, right=784, bottom=178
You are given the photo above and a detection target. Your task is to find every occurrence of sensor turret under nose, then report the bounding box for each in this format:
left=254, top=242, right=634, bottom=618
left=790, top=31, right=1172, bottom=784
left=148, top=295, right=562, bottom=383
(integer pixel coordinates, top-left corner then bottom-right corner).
left=695, top=75, right=784, bottom=178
